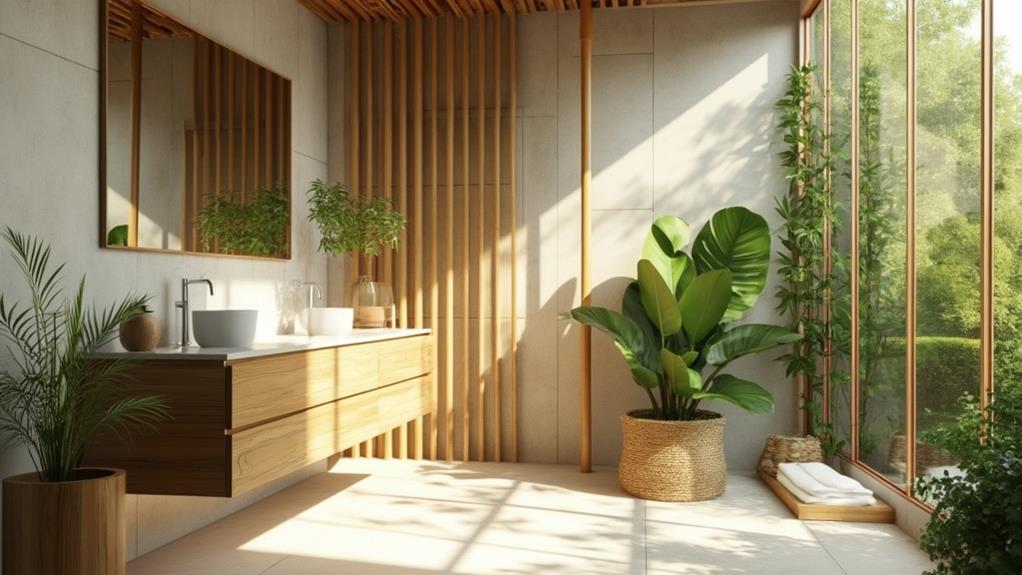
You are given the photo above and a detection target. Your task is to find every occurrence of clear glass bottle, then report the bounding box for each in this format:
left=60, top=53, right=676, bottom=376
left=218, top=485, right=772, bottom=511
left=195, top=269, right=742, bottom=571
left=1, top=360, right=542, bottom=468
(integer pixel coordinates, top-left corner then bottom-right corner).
left=350, top=275, right=395, bottom=328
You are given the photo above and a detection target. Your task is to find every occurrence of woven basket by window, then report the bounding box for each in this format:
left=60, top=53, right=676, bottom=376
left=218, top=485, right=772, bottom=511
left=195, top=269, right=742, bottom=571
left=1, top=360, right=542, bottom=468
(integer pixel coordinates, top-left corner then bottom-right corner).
left=887, top=435, right=959, bottom=472
left=618, top=410, right=726, bottom=502
left=756, top=435, right=823, bottom=478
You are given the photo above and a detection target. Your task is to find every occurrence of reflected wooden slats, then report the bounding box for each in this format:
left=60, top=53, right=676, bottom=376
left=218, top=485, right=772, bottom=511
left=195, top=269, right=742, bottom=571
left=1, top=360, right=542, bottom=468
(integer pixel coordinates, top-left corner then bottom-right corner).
left=342, top=15, right=517, bottom=463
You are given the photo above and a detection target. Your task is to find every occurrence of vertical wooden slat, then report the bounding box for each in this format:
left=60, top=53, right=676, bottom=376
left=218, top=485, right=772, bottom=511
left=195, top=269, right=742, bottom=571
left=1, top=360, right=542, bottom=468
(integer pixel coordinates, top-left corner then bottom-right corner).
left=579, top=0, right=593, bottom=473
left=253, top=58, right=261, bottom=189
left=509, top=13, right=519, bottom=463
left=429, top=18, right=440, bottom=460
left=475, top=14, right=486, bottom=462
left=398, top=19, right=409, bottom=331
left=350, top=20, right=362, bottom=284
left=365, top=20, right=375, bottom=271
left=383, top=22, right=394, bottom=311
left=228, top=53, right=235, bottom=194
left=460, top=17, right=471, bottom=462
left=264, top=68, right=272, bottom=187
left=129, top=1, right=142, bottom=247
left=278, top=76, right=285, bottom=188
left=241, top=59, right=248, bottom=202
left=491, top=14, right=503, bottom=463
left=413, top=17, right=425, bottom=459
left=398, top=20, right=410, bottom=457
left=190, top=38, right=201, bottom=250
left=445, top=15, right=456, bottom=461
left=202, top=41, right=212, bottom=249
left=214, top=46, right=222, bottom=198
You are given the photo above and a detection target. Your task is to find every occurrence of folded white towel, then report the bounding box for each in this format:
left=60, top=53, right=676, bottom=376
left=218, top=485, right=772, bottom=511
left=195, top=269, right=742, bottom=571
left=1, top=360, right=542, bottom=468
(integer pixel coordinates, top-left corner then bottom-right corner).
left=777, top=462, right=872, bottom=498
left=777, top=473, right=878, bottom=507
left=798, top=462, right=873, bottom=496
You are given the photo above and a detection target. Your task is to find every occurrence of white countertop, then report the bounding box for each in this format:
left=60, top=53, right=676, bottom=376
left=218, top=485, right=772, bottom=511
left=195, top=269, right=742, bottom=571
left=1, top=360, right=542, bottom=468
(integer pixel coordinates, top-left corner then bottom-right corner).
left=94, top=328, right=432, bottom=361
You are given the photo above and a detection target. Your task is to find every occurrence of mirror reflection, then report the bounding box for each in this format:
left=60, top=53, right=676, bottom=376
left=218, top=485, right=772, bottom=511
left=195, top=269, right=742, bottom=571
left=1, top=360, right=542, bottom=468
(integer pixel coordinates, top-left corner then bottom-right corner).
left=103, top=0, right=291, bottom=258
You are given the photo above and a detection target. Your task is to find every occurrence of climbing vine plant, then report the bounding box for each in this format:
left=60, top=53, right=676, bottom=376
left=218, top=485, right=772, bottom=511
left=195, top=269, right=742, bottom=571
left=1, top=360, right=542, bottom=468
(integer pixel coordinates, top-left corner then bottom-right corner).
left=775, top=64, right=842, bottom=455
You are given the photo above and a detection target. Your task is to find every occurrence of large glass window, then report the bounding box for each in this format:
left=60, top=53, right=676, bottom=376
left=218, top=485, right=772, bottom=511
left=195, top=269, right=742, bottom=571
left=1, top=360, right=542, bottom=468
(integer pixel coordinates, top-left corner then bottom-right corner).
left=857, top=0, right=908, bottom=488
left=830, top=0, right=853, bottom=454
left=993, top=2, right=1022, bottom=406
left=914, top=0, right=982, bottom=483
left=807, top=0, right=1018, bottom=507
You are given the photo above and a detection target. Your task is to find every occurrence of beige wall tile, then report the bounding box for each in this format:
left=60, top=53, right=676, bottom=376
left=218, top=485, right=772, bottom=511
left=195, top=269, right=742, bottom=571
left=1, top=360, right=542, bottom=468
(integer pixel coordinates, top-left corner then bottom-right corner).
left=0, top=0, right=99, bottom=70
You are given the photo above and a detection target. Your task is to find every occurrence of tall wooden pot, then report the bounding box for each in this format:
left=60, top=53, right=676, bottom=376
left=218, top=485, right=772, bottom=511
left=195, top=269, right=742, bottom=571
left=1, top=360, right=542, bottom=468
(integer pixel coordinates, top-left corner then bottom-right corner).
left=618, top=410, right=727, bottom=502
left=3, top=468, right=125, bottom=575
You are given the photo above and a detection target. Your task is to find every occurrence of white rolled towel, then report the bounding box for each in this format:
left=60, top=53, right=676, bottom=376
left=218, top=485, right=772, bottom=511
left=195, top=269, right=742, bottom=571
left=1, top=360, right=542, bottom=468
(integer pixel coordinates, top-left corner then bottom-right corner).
left=777, top=462, right=873, bottom=499
left=777, top=473, right=878, bottom=507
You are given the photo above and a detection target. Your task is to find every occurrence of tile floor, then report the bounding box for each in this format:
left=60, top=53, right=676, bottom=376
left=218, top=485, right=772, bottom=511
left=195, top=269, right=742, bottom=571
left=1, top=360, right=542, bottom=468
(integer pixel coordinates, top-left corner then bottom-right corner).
left=127, top=459, right=934, bottom=575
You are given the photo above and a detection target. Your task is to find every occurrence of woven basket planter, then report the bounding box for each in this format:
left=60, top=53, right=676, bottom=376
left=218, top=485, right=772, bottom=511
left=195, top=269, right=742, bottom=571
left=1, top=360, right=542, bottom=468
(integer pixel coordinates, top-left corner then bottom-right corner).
left=756, top=435, right=823, bottom=478
left=618, top=410, right=726, bottom=502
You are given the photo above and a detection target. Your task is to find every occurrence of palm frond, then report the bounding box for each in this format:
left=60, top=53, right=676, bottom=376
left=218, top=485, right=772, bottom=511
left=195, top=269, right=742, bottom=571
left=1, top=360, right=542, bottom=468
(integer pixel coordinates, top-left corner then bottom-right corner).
left=0, top=228, right=167, bottom=482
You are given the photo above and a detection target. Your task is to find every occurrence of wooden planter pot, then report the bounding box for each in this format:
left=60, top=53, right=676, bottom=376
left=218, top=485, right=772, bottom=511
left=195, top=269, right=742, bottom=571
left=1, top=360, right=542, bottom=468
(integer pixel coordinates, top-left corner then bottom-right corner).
left=618, top=410, right=727, bottom=502
left=3, top=468, right=125, bottom=575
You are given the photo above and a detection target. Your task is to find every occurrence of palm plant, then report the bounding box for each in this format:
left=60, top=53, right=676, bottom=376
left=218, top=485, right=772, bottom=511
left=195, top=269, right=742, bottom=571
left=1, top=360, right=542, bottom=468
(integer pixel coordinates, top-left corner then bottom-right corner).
left=570, top=207, right=802, bottom=420
left=0, top=228, right=168, bottom=482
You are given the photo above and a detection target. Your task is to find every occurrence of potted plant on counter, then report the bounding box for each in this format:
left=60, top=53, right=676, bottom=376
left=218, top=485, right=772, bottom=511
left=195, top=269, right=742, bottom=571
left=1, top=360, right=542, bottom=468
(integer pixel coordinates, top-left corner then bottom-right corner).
left=307, top=179, right=406, bottom=328
left=571, top=207, right=801, bottom=502
left=0, top=228, right=168, bottom=575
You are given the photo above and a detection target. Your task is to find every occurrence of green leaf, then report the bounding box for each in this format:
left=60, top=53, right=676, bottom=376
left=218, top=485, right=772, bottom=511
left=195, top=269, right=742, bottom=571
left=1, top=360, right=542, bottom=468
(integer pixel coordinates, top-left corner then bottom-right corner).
left=694, top=374, right=774, bottom=414
left=682, top=350, right=699, bottom=365
left=637, top=260, right=681, bottom=337
left=679, top=269, right=732, bottom=346
left=642, top=217, right=695, bottom=298
left=650, top=215, right=690, bottom=255
left=661, top=348, right=693, bottom=396
left=621, top=282, right=662, bottom=371
left=569, top=306, right=657, bottom=378
left=704, top=324, right=803, bottom=366
left=692, top=207, right=771, bottom=320
left=630, top=365, right=660, bottom=389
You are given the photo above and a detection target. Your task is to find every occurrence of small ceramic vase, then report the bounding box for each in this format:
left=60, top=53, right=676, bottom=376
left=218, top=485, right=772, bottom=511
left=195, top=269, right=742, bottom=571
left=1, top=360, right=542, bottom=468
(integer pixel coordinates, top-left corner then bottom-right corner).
left=119, top=309, right=160, bottom=351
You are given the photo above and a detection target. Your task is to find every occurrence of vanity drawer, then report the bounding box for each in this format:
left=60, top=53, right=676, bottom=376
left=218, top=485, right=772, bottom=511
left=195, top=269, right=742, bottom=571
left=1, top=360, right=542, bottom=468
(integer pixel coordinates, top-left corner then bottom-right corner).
left=377, top=335, right=432, bottom=385
left=230, top=335, right=431, bottom=429
left=229, top=374, right=433, bottom=496
left=230, top=344, right=378, bottom=429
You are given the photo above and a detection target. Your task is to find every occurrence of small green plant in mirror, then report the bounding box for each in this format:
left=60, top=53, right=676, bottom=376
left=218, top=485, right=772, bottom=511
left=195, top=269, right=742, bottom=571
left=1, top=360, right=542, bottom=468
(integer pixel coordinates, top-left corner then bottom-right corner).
left=195, top=182, right=289, bottom=257
left=775, top=63, right=840, bottom=455
left=306, top=179, right=406, bottom=257
left=0, top=227, right=168, bottom=482
left=916, top=385, right=1022, bottom=574
left=107, top=224, right=128, bottom=247
left=570, top=207, right=802, bottom=421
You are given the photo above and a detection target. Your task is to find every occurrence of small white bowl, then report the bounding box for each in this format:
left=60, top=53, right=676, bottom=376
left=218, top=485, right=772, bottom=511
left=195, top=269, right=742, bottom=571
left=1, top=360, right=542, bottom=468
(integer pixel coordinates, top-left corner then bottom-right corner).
left=191, top=310, right=258, bottom=347
left=308, top=307, right=355, bottom=336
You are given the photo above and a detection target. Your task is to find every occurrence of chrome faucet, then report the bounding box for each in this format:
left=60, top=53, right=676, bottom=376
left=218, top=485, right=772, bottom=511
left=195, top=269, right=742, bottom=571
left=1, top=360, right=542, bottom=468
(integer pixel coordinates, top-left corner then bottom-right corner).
left=175, top=278, right=214, bottom=347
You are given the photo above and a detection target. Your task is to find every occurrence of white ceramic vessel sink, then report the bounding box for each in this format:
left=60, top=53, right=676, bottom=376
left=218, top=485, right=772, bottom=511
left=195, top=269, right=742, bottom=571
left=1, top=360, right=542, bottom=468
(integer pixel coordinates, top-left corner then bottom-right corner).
left=192, top=310, right=258, bottom=347
left=308, top=307, right=354, bottom=336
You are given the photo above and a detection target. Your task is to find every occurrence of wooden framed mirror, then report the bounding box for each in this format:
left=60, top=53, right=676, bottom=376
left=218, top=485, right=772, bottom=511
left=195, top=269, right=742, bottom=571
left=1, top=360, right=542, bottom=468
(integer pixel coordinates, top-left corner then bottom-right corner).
left=100, top=0, right=292, bottom=259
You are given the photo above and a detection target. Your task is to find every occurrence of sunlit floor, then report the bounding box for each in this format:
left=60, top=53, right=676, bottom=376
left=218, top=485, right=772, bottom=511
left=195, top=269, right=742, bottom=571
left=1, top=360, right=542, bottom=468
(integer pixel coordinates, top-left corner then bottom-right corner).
left=128, top=459, right=934, bottom=575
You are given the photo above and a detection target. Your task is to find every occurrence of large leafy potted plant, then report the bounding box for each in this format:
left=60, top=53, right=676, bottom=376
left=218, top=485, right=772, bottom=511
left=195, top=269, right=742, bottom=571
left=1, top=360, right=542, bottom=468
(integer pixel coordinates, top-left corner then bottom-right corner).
left=0, top=228, right=167, bottom=574
left=571, top=207, right=801, bottom=501
left=307, top=179, right=406, bottom=328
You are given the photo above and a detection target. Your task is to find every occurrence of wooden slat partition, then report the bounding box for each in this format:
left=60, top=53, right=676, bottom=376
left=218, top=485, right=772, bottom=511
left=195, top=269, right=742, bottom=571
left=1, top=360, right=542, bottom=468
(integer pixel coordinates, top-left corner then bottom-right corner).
left=343, top=14, right=517, bottom=463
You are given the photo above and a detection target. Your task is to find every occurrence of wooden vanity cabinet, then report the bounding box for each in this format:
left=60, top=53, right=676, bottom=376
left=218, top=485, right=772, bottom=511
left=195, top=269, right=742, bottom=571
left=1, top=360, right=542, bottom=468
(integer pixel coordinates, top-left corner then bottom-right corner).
left=83, top=334, right=432, bottom=497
